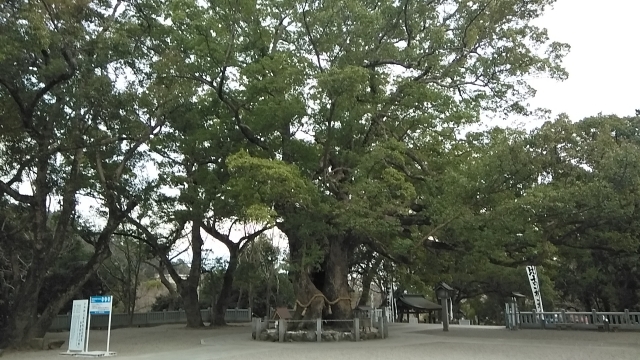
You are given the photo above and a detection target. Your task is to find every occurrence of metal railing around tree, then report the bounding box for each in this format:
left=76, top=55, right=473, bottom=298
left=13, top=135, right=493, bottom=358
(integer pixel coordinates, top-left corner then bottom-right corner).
left=516, top=310, right=640, bottom=331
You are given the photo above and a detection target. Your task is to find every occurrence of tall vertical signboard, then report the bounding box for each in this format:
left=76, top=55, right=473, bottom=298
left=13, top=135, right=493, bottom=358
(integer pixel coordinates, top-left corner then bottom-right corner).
left=67, top=300, right=89, bottom=352
left=526, top=266, right=544, bottom=313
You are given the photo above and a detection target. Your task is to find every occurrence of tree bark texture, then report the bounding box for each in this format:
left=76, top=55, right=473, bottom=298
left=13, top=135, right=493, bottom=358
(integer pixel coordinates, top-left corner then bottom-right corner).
left=284, top=225, right=355, bottom=328
left=212, top=247, right=239, bottom=326
left=358, top=256, right=382, bottom=307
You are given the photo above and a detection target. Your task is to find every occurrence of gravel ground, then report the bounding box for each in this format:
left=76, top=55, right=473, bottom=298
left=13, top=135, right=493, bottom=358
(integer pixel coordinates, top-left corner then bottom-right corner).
left=3, top=323, right=639, bottom=360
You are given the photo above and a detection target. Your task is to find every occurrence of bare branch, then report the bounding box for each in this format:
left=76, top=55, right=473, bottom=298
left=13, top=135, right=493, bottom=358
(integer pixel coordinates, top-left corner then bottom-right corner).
left=0, top=78, right=27, bottom=116
left=226, top=218, right=240, bottom=238
left=97, top=0, right=123, bottom=36
left=5, top=162, right=28, bottom=187
left=202, top=220, right=235, bottom=249
left=0, top=180, right=34, bottom=204
left=114, top=119, right=165, bottom=181
left=125, top=216, right=186, bottom=285
left=421, top=214, right=461, bottom=243
left=238, top=224, right=274, bottom=252
left=301, top=0, right=324, bottom=72
left=27, top=50, right=77, bottom=114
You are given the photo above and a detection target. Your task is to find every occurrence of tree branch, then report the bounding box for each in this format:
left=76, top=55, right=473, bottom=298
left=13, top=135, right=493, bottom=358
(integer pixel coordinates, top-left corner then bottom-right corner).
left=0, top=180, right=34, bottom=204
left=114, top=119, right=165, bottom=181
left=27, top=49, right=77, bottom=115
left=201, top=220, right=235, bottom=249
left=238, top=224, right=274, bottom=252
left=301, top=0, right=324, bottom=72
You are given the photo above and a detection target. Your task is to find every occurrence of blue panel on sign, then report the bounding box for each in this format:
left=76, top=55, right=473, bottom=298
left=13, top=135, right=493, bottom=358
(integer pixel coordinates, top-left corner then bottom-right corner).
left=90, top=296, right=112, bottom=303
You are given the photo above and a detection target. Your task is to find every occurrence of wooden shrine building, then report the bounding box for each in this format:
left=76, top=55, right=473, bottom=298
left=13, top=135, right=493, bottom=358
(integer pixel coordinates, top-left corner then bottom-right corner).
left=396, top=294, right=442, bottom=323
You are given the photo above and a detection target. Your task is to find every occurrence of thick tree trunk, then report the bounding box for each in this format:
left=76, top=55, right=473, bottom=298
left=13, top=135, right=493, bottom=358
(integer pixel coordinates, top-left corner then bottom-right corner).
left=5, top=289, right=39, bottom=347
left=279, top=216, right=356, bottom=331
left=282, top=231, right=323, bottom=329
left=358, top=279, right=372, bottom=307
left=357, top=252, right=374, bottom=308
left=358, top=257, right=381, bottom=307
left=212, top=248, right=239, bottom=326
left=322, top=236, right=353, bottom=321
left=5, top=259, right=43, bottom=344
left=180, top=284, right=203, bottom=327
left=3, top=229, right=116, bottom=347
left=155, top=262, right=177, bottom=311
left=147, top=220, right=204, bottom=328
left=291, top=271, right=325, bottom=326
left=181, top=221, right=204, bottom=328
left=35, top=253, right=110, bottom=337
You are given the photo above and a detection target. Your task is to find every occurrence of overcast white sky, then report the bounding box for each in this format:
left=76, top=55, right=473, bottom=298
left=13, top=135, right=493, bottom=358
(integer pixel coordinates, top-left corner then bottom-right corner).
left=525, top=0, right=638, bottom=125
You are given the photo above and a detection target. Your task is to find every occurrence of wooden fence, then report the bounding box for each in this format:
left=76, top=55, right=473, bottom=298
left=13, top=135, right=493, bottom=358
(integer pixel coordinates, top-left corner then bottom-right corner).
left=517, top=310, right=640, bottom=331
left=49, top=308, right=252, bottom=331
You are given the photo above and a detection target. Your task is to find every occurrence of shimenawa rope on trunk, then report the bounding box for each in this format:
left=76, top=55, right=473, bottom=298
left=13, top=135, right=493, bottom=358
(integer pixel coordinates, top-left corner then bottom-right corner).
left=294, top=294, right=352, bottom=316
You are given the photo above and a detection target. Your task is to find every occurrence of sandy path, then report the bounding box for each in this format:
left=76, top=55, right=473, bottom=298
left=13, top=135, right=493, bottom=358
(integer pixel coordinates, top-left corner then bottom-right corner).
left=3, top=323, right=639, bottom=360
left=4, top=324, right=249, bottom=359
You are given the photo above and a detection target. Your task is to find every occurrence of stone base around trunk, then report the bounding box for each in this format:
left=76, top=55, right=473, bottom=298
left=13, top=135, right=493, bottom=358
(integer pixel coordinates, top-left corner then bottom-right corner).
left=256, top=328, right=384, bottom=342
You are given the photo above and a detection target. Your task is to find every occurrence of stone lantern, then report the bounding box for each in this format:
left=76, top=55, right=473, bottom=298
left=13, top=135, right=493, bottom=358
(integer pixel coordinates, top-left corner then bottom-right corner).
left=435, top=282, right=454, bottom=332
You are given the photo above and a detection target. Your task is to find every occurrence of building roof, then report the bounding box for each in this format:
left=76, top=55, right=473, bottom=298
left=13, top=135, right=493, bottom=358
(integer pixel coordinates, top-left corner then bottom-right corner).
left=272, top=307, right=293, bottom=320
left=397, top=294, right=442, bottom=311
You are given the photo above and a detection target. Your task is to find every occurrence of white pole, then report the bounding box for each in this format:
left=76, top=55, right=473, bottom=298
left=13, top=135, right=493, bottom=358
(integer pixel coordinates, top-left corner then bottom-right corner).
left=106, top=308, right=112, bottom=353
left=85, top=314, right=91, bottom=353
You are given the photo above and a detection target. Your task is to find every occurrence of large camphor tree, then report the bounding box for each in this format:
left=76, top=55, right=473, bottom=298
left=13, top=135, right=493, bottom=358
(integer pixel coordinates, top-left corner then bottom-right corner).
left=0, top=0, right=183, bottom=346
left=151, top=0, right=568, bottom=322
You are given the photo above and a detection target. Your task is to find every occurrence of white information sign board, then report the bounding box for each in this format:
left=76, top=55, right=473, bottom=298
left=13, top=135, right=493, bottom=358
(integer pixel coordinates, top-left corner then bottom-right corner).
left=60, top=296, right=116, bottom=357
left=68, top=300, right=88, bottom=352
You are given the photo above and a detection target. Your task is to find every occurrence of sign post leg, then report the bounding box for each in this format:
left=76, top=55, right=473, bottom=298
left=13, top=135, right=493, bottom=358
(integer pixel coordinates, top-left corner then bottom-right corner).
left=106, top=310, right=112, bottom=353
left=85, top=314, right=92, bottom=353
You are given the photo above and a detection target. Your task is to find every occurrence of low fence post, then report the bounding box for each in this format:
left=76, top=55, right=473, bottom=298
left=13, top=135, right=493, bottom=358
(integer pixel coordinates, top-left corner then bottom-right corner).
left=532, top=310, right=537, bottom=328
left=279, top=319, right=287, bottom=342
left=316, top=318, right=322, bottom=342
left=591, top=309, right=598, bottom=325
left=251, top=318, right=257, bottom=340
left=378, top=316, right=384, bottom=339
left=625, top=309, right=630, bottom=325
left=504, top=303, right=508, bottom=329
left=354, top=318, right=360, bottom=342
left=383, top=316, right=389, bottom=338
left=561, top=309, right=566, bottom=325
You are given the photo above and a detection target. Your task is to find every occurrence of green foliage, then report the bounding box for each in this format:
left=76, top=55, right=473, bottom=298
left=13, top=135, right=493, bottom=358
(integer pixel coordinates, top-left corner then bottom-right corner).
left=150, top=294, right=210, bottom=312
left=8, top=0, right=637, bottom=333
left=146, top=1, right=569, bottom=316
